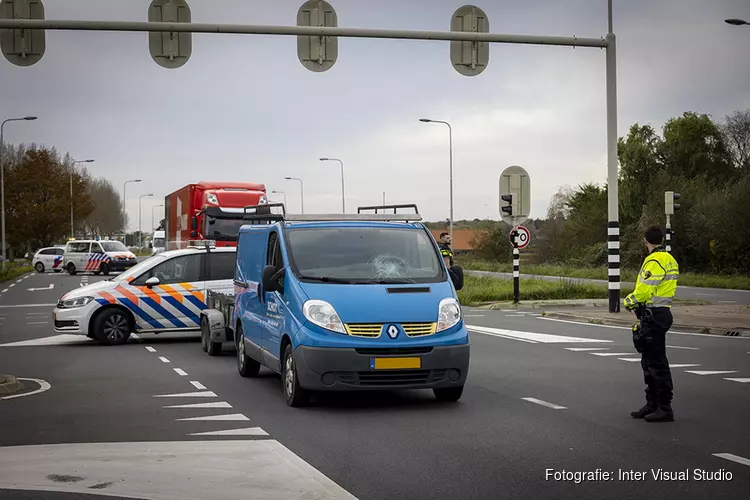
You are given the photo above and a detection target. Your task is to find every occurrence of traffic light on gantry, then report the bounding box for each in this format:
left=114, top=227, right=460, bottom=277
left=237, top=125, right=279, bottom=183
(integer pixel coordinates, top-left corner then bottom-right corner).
left=665, top=191, right=681, bottom=215
left=501, top=194, right=513, bottom=217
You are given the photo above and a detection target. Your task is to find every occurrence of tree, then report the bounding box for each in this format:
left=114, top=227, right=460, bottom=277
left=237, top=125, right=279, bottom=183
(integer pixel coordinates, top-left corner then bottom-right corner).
left=722, top=110, right=750, bottom=172
left=81, top=174, right=125, bottom=237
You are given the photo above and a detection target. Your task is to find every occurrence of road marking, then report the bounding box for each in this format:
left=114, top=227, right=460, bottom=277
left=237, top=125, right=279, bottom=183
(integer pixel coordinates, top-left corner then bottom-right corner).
left=158, top=357, right=170, bottom=363
left=27, top=284, right=54, bottom=291
left=667, top=345, right=700, bottom=350
left=685, top=370, right=738, bottom=375
left=669, top=364, right=701, bottom=368
left=724, top=378, right=750, bottom=383
left=174, top=368, right=188, bottom=376
left=0, top=304, right=57, bottom=308
left=468, top=325, right=612, bottom=344
left=154, top=391, right=218, bottom=398
left=521, top=397, right=567, bottom=410
left=618, top=358, right=641, bottom=362
left=539, top=317, right=750, bottom=339
left=26, top=312, right=48, bottom=315
left=164, top=401, right=232, bottom=409
left=130, top=333, right=143, bottom=342
left=504, top=314, right=527, bottom=317
left=1, top=289, right=7, bottom=293
left=177, top=413, right=248, bottom=421
left=0, top=334, right=94, bottom=347
left=190, top=381, right=207, bottom=390
left=565, top=347, right=610, bottom=351
left=463, top=314, right=484, bottom=317
left=0, top=378, right=51, bottom=400
left=145, top=346, right=156, bottom=352
left=8, top=284, right=14, bottom=288
left=26, top=321, right=49, bottom=325
left=590, top=352, right=634, bottom=356
left=696, top=292, right=716, bottom=296
left=15, top=279, right=22, bottom=283
left=712, top=453, right=750, bottom=467
left=500, top=309, right=517, bottom=312
left=188, top=427, right=268, bottom=436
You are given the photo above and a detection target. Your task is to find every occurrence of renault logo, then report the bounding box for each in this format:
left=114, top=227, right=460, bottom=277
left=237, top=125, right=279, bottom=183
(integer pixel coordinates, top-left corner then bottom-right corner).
left=387, top=325, right=399, bottom=339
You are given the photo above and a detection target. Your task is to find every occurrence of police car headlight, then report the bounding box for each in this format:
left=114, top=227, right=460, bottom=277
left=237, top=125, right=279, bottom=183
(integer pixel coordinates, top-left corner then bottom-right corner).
left=302, top=300, right=346, bottom=334
left=436, top=298, right=461, bottom=332
left=58, top=296, right=94, bottom=309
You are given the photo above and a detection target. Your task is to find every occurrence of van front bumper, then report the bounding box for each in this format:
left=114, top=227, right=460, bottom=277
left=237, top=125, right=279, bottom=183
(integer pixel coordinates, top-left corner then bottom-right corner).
left=294, top=343, right=470, bottom=391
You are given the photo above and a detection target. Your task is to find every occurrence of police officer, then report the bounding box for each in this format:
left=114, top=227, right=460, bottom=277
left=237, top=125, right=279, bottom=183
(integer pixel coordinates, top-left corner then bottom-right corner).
left=624, top=226, right=679, bottom=423
left=438, top=232, right=454, bottom=267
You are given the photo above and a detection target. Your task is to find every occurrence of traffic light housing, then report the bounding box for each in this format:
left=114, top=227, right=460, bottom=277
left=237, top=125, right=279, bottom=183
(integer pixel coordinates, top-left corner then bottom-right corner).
left=665, top=191, right=681, bottom=215
left=501, top=194, right=513, bottom=216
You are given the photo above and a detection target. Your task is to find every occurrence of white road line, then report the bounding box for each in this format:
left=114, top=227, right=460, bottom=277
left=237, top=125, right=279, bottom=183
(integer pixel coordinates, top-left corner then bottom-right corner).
left=153, top=391, right=217, bottom=398
left=724, top=378, right=750, bottom=383
left=0, top=378, right=51, bottom=400
left=130, top=333, right=143, bottom=342
left=712, top=453, right=750, bottom=467
left=1, top=289, right=7, bottom=293
left=468, top=324, right=612, bottom=344
left=164, top=401, right=232, bottom=409
left=505, top=314, right=527, bottom=317
left=522, top=397, right=567, bottom=410
left=8, top=284, right=14, bottom=288
left=177, top=413, right=249, bottom=422
left=159, top=356, right=170, bottom=363
left=685, top=370, right=738, bottom=376
left=15, top=279, right=22, bottom=283
left=500, top=309, right=517, bottom=312
left=539, top=316, right=749, bottom=339
left=463, top=314, right=485, bottom=317
left=469, top=328, right=536, bottom=343
left=190, top=381, right=207, bottom=390
left=25, top=321, right=48, bottom=325
left=174, top=368, right=188, bottom=376
left=145, top=346, right=156, bottom=352
left=618, top=358, right=642, bottom=362
left=565, top=347, right=609, bottom=351
left=591, top=352, right=634, bottom=356
left=189, top=427, right=268, bottom=436
left=669, top=364, right=701, bottom=368
left=0, top=304, right=56, bottom=308
left=667, top=345, right=700, bottom=350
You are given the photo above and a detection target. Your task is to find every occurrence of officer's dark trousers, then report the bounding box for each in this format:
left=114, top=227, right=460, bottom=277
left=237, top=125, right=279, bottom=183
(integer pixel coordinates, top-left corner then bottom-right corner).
left=640, top=307, right=674, bottom=409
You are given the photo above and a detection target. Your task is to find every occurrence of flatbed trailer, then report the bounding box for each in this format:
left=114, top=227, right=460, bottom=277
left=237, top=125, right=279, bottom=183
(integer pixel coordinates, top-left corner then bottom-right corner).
left=200, top=283, right=237, bottom=356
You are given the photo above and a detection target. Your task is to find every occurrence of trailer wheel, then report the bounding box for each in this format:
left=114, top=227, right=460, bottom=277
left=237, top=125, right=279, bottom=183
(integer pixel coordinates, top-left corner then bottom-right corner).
left=200, top=316, right=222, bottom=356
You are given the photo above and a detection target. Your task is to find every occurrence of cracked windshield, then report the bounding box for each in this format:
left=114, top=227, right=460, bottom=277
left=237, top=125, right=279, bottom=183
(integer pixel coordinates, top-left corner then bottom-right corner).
left=0, top=1, right=748, bottom=500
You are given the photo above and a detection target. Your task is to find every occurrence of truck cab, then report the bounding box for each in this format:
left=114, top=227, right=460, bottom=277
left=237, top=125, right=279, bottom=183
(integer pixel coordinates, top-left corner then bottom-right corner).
left=225, top=204, right=469, bottom=407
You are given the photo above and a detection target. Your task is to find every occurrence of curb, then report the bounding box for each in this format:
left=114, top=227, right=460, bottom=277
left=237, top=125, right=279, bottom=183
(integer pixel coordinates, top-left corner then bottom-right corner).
left=472, top=298, right=709, bottom=310
left=543, top=312, right=750, bottom=337
left=0, top=374, right=23, bottom=395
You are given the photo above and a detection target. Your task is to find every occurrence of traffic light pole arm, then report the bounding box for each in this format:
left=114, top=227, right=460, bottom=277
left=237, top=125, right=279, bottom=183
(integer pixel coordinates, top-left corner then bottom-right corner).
left=0, top=19, right=608, bottom=48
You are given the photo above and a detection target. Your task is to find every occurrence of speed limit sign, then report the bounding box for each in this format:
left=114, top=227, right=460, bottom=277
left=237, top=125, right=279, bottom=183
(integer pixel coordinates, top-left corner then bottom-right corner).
left=509, top=225, right=531, bottom=249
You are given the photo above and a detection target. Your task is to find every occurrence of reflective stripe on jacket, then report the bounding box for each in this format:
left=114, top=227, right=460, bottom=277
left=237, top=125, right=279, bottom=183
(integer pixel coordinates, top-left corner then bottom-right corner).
left=624, top=248, right=679, bottom=309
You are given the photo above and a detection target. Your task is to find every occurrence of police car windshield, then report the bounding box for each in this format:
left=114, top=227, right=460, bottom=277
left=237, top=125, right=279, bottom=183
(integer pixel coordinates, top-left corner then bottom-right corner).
left=100, top=241, right=128, bottom=252
left=285, top=227, right=444, bottom=284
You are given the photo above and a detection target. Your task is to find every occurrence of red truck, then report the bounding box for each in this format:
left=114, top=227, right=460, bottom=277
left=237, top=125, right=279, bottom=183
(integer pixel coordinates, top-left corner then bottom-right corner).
left=165, top=182, right=268, bottom=249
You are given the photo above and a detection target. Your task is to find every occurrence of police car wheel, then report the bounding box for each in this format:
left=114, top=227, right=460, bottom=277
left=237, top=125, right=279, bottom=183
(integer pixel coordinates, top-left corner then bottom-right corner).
left=94, top=309, right=132, bottom=346
left=236, top=326, right=260, bottom=377
left=433, top=385, right=464, bottom=402
left=34, top=262, right=44, bottom=273
left=283, top=344, right=310, bottom=407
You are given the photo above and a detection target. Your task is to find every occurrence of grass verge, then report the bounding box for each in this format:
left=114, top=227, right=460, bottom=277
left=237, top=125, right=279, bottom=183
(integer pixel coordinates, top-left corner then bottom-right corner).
left=0, top=263, right=33, bottom=282
left=459, top=259, right=750, bottom=290
left=457, top=274, right=634, bottom=306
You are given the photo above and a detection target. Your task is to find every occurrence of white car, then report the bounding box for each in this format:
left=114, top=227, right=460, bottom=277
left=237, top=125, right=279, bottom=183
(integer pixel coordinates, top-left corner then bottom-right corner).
left=151, top=230, right=166, bottom=256
left=32, top=246, right=66, bottom=273
left=63, top=240, right=138, bottom=276
left=53, top=244, right=236, bottom=345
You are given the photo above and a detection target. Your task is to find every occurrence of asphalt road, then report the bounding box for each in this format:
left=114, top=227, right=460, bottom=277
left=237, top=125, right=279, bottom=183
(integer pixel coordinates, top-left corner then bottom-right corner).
left=1, top=270, right=749, bottom=499
left=468, top=270, right=750, bottom=305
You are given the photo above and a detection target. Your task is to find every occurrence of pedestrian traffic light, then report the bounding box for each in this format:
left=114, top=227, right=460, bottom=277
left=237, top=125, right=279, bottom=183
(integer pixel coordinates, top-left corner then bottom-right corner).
left=665, top=191, right=681, bottom=215
left=501, top=194, right=513, bottom=216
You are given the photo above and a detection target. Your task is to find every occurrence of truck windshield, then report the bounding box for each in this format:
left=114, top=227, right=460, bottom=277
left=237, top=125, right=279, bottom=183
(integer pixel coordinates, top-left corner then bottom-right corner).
left=153, top=238, right=166, bottom=248
left=205, top=216, right=244, bottom=241
left=100, top=241, right=128, bottom=252
left=285, top=227, right=444, bottom=284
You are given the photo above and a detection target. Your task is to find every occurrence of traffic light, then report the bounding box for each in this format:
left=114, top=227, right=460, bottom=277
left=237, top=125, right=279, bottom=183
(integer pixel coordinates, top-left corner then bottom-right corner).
left=501, top=194, right=513, bottom=216
left=665, top=191, right=681, bottom=215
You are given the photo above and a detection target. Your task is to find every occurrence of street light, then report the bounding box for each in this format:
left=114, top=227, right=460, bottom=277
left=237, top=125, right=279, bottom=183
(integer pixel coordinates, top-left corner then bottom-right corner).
left=0, top=116, right=37, bottom=271
left=152, top=203, right=164, bottom=232
left=271, top=190, right=287, bottom=207
left=419, top=118, right=454, bottom=249
left=123, top=179, right=142, bottom=235
left=138, top=193, right=153, bottom=248
left=284, top=176, right=304, bottom=213
left=725, top=18, right=749, bottom=25
left=70, top=159, right=94, bottom=238
left=320, top=157, right=345, bottom=213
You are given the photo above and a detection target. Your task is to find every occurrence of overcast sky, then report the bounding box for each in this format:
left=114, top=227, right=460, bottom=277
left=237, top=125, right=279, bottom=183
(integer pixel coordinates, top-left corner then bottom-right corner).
left=2, top=0, right=749, bottom=232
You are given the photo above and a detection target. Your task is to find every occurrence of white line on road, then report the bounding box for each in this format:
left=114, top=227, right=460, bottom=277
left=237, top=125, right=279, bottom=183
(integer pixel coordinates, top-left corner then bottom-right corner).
left=0, top=304, right=56, bottom=308
left=724, top=378, right=750, bottom=383
left=164, top=401, right=232, bottom=409
left=669, top=364, right=701, bottom=368
left=130, top=333, right=143, bottom=342
left=618, top=358, right=642, bottom=362
left=25, top=321, right=48, bottom=325
left=189, top=427, right=268, bottom=436
left=522, top=397, right=567, bottom=410
left=539, top=317, right=750, bottom=339
left=0, top=378, right=51, bottom=400
left=174, top=368, right=188, bottom=376
left=145, top=346, right=156, bottom=352
left=667, top=345, right=700, bottom=350
left=712, top=453, right=750, bottom=467
left=25, top=312, right=48, bottom=316
left=468, top=325, right=612, bottom=344
left=190, top=381, right=207, bottom=390
left=177, top=413, right=248, bottom=421
left=565, top=347, right=610, bottom=351
left=15, top=279, right=22, bottom=283
left=591, top=352, right=634, bottom=356
left=505, top=314, right=528, bottom=317
left=154, top=391, right=218, bottom=398
left=8, top=284, right=14, bottom=288
left=1, top=289, right=7, bottom=293
left=159, top=356, right=170, bottom=363
left=685, top=370, right=738, bottom=375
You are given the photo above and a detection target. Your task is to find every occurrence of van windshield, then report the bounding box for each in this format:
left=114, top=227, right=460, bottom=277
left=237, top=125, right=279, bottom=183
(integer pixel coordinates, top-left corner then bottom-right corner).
left=285, top=227, right=444, bottom=284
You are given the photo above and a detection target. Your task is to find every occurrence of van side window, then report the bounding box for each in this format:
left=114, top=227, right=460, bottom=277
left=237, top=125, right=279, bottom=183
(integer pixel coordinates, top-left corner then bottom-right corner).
left=91, top=243, right=104, bottom=254
left=68, top=242, right=90, bottom=253
left=267, top=232, right=283, bottom=268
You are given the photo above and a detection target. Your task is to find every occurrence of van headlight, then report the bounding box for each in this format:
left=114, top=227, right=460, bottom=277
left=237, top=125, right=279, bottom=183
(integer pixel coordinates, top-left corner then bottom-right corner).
left=437, top=298, right=461, bottom=332
left=303, top=300, right=346, bottom=334
left=58, top=296, right=94, bottom=309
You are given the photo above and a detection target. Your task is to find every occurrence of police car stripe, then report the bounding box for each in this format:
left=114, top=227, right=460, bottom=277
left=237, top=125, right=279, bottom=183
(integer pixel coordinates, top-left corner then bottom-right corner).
left=184, top=294, right=207, bottom=312
left=158, top=284, right=184, bottom=303
left=140, top=297, right=188, bottom=329
left=119, top=297, right=165, bottom=329
left=161, top=295, right=200, bottom=324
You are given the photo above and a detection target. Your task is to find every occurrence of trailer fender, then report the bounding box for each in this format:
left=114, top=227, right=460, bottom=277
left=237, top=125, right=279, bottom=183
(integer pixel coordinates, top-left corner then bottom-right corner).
left=202, top=309, right=229, bottom=343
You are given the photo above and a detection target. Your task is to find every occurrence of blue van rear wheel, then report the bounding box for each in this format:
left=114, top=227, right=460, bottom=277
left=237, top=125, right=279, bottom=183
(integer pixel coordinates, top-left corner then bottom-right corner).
left=236, top=325, right=260, bottom=378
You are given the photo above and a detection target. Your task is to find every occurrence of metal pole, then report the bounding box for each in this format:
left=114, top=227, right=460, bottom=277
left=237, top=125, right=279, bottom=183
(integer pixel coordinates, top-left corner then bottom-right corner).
left=338, top=159, right=345, bottom=213
left=123, top=182, right=128, bottom=232
left=0, top=122, right=5, bottom=272
left=382, top=192, right=386, bottom=205
left=447, top=123, right=454, bottom=251
left=70, top=167, right=74, bottom=238
left=139, top=197, right=142, bottom=249
left=512, top=227, right=520, bottom=304
left=285, top=177, right=304, bottom=213
left=605, top=0, right=620, bottom=314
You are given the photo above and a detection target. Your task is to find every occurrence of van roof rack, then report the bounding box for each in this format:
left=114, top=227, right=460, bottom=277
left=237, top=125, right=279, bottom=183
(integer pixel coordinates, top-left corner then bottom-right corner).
left=242, top=203, right=286, bottom=224
left=357, top=204, right=419, bottom=215
left=241, top=203, right=422, bottom=223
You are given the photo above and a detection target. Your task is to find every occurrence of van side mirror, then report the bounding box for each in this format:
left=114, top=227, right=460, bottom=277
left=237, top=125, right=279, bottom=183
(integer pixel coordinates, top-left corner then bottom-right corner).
left=190, top=216, right=198, bottom=230
left=262, top=265, right=284, bottom=294
left=449, top=265, right=464, bottom=291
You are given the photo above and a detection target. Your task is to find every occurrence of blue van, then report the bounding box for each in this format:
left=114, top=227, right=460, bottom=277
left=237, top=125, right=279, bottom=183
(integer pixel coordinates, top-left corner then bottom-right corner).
left=231, top=204, right=469, bottom=407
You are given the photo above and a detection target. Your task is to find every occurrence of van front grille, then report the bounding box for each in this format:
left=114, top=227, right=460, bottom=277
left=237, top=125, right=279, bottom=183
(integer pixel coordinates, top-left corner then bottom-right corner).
left=345, top=324, right=382, bottom=338
left=402, top=323, right=437, bottom=337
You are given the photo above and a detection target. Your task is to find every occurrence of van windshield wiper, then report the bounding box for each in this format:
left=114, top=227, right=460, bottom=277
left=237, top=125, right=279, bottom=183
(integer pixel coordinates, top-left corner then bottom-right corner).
left=299, top=275, right=355, bottom=284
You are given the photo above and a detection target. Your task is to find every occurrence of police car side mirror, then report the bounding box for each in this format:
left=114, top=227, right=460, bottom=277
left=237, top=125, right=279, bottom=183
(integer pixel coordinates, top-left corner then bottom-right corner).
left=449, top=265, right=464, bottom=291
left=145, top=276, right=160, bottom=288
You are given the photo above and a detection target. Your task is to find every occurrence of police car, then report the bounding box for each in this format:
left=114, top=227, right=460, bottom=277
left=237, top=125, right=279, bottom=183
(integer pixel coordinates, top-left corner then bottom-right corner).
left=32, top=246, right=66, bottom=273
left=53, top=241, right=236, bottom=345
left=63, top=239, right=139, bottom=276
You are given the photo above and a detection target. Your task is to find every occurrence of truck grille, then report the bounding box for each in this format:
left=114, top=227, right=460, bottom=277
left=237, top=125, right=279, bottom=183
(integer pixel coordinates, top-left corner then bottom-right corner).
left=344, top=323, right=437, bottom=338
left=336, top=369, right=448, bottom=387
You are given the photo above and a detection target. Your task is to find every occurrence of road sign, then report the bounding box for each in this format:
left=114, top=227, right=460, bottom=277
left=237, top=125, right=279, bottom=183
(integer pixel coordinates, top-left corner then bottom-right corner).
left=510, top=225, right=531, bottom=249
left=450, top=5, right=489, bottom=77
left=297, top=0, right=338, bottom=72
left=0, top=0, right=45, bottom=67
left=148, top=0, right=192, bottom=69
left=499, top=165, right=531, bottom=225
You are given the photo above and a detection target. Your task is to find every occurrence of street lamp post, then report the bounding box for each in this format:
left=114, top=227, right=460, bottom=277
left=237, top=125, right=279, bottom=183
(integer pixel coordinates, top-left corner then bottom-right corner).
left=70, top=159, right=94, bottom=239
left=320, top=158, right=345, bottom=213
left=122, top=179, right=142, bottom=237
left=152, top=204, right=164, bottom=232
left=419, top=118, right=453, bottom=249
left=0, top=116, right=37, bottom=271
left=272, top=190, right=287, bottom=207
left=138, top=193, right=153, bottom=248
left=284, top=177, right=304, bottom=213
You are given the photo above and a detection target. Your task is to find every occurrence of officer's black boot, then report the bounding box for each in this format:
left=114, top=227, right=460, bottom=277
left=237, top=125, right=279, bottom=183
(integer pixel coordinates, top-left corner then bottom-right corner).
left=630, top=405, right=656, bottom=419
left=644, top=407, right=674, bottom=422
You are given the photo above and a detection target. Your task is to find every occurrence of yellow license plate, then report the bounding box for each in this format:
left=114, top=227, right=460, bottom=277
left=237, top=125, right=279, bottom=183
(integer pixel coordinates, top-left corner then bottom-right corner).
left=371, top=357, right=421, bottom=370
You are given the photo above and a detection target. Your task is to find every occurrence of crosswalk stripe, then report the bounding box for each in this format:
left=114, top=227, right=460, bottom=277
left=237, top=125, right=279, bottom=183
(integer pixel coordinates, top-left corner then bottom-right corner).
left=468, top=325, right=612, bottom=344
left=565, top=347, right=609, bottom=351
left=188, top=427, right=268, bottom=436
left=685, top=370, right=738, bottom=376
left=177, top=413, right=249, bottom=422
left=164, top=402, right=232, bottom=409
left=724, top=378, right=750, bottom=383
left=154, top=391, right=217, bottom=398
left=590, top=352, right=633, bottom=356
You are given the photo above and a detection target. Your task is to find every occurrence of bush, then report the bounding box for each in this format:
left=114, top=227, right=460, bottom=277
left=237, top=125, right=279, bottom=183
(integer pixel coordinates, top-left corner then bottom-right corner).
left=0, top=263, right=33, bottom=282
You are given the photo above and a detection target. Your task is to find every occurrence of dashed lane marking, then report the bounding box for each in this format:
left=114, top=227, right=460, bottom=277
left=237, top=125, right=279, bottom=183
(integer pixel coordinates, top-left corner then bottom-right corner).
left=713, top=453, right=750, bottom=467
left=669, top=364, right=701, bottom=368
left=8, top=284, right=14, bottom=288
left=618, top=358, right=641, bottom=362
left=173, top=368, right=188, bottom=376
left=667, top=345, right=700, bottom=350
left=537, top=317, right=749, bottom=339
left=590, top=352, right=634, bottom=356
left=190, top=381, right=207, bottom=390
left=521, top=397, right=567, bottom=410
left=177, top=413, right=249, bottom=422
left=565, top=347, right=609, bottom=351
left=724, top=378, right=750, bottom=383
left=153, top=391, right=218, bottom=398
left=188, top=427, right=268, bottom=436
left=468, top=324, right=612, bottom=344
left=164, top=401, right=232, bottom=409
left=685, top=371, right=739, bottom=375
left=145, top=346, right=156, bottom=352
left=158, top=356, right=170, bottom=363
left=26, top=321, right=49, bottom=325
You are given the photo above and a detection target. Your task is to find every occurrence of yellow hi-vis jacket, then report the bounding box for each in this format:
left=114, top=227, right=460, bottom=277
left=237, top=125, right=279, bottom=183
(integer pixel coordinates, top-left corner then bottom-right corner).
left=624, top=247, right=679, bottom=309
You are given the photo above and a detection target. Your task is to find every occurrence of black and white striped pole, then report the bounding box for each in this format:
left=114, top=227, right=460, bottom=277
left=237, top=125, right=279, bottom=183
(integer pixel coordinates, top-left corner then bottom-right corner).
left=665, top=191, right=680, bottom=253
left=512, top=227, right=520, bottom=304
